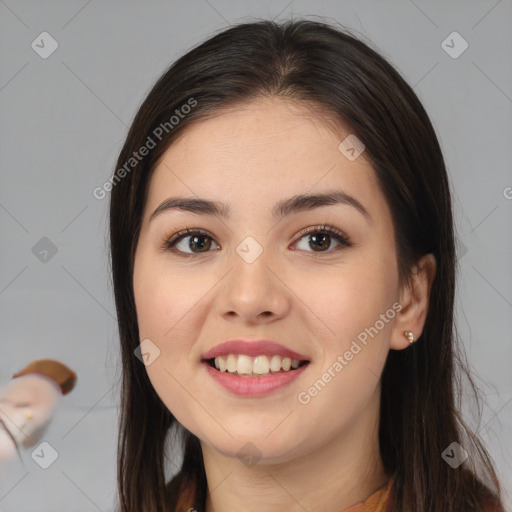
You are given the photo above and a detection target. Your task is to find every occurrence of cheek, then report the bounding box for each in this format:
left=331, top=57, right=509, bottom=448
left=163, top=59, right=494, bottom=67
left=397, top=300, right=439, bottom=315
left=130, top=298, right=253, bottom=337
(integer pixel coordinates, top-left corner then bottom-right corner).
left=309, top=251, right=398, bottom=350
left=133, top=251, right=198, bottom=343
left=296, top=265, right=396, bottom=429
left=132, top=260, right=194, bottom=422
left=133, top=251, right=209, bottom=408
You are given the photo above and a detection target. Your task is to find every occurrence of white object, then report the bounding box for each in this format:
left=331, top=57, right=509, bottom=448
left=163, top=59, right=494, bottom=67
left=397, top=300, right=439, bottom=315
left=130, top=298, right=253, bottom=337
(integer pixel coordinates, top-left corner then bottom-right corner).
left=0, top=374, right=61, bottom=462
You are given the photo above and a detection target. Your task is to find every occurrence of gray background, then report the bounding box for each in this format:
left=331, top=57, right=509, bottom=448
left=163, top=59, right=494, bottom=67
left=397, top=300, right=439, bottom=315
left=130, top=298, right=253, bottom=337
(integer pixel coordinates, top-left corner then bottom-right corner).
left=0, top=1, right=511, bottom=510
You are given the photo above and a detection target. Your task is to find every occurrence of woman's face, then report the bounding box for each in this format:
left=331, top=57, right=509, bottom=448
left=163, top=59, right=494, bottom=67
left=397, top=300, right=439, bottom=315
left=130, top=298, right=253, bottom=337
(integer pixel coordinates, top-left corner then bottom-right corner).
left=133, top=96, right=406, bottom=463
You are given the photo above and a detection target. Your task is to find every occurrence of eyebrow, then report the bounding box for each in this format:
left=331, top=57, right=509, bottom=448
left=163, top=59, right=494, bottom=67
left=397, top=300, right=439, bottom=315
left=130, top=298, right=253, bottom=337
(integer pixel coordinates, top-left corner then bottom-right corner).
left=149, top=190, right=371, bottom=223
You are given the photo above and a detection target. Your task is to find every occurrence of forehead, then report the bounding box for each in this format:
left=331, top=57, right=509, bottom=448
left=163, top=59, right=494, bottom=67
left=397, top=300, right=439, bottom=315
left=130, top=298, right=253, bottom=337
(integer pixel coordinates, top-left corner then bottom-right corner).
left=144, top=97, right=384, bottom=222
left=157, top=97, right=362, bottom=166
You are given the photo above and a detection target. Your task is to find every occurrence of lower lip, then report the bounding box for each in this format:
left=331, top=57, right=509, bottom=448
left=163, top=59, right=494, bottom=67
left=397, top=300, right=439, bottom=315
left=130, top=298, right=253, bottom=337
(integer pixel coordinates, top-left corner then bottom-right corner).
left=202, top=361, right=309, bottom=397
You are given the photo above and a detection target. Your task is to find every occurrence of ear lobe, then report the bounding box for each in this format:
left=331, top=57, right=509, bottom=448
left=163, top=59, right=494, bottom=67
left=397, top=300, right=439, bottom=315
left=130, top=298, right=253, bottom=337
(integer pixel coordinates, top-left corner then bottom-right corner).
left=390, top=253, right=437, bottom=350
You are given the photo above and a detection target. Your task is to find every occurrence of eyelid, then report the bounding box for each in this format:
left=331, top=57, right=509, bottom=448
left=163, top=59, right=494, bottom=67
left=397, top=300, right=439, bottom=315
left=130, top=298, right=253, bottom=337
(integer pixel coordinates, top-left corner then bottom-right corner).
left=160, top=227, right=213, bottom=252
left=293, top=224, right=351, bottom=245
left=161, top=224, right=352, bottom=254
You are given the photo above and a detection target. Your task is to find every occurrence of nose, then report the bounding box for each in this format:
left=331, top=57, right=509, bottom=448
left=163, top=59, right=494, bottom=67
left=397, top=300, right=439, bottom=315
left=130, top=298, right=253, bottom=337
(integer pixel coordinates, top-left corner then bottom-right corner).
left=217, top=246, right=291, bottom=325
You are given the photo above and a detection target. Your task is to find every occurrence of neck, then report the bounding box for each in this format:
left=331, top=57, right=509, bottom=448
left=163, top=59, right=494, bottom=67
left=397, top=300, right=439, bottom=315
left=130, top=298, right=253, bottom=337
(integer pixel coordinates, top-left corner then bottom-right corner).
left=202, top=390, right=388, bottom=512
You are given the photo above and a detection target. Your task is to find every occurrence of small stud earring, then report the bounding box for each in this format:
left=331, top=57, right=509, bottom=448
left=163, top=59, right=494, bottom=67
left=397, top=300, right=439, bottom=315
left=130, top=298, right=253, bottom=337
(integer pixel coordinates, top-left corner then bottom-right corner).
left=404, top=330, right=414, bottom=344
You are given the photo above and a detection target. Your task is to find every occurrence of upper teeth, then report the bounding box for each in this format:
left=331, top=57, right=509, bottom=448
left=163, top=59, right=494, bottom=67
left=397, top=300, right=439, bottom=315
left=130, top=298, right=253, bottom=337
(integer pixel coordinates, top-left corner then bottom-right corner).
left=214, top=354, right=301, bottom=375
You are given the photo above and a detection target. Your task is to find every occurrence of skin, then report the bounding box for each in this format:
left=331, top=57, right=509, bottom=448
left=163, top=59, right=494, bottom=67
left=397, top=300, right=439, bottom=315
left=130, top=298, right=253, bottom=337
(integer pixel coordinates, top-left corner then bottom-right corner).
left=133, top=96, right=436, bottom=512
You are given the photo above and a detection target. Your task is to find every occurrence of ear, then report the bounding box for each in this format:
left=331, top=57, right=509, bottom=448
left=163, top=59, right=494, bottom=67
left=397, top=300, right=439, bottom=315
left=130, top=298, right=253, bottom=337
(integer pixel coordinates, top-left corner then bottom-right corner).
left=390, top=253, right=437, bottom=350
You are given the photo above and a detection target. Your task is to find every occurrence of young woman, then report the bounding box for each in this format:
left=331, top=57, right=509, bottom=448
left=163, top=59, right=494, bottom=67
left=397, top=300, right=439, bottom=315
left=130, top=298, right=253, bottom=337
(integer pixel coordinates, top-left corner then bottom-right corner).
left=108, top=19, right=504, bottom=512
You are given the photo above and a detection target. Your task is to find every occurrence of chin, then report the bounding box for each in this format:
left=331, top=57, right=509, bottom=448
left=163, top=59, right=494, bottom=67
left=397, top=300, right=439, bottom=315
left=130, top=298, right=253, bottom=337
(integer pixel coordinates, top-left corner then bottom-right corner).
left=197, top=423, right=308, bottom=465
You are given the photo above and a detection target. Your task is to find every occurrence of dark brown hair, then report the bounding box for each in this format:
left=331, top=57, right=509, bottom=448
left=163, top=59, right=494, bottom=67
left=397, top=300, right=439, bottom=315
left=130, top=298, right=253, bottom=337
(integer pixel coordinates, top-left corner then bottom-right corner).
left=108, top=18, right=503, bottom=512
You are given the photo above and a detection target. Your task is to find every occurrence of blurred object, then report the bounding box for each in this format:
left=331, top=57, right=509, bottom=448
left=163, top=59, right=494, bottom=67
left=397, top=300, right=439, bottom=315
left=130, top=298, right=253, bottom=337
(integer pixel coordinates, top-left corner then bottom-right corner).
left=0, top=360, right=77, bottom=462
left=12, top=359, right=77, bottom=395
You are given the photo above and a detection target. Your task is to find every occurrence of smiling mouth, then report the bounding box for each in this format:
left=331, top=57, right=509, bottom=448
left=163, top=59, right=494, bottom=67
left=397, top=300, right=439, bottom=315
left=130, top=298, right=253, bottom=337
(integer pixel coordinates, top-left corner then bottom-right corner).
left=205, top=355, right=310, bottom=377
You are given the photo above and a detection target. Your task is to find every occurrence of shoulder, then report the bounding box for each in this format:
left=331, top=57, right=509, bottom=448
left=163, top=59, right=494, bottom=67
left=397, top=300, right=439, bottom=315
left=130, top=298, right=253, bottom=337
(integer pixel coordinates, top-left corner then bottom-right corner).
left=382, top=476, right=504, bottom=512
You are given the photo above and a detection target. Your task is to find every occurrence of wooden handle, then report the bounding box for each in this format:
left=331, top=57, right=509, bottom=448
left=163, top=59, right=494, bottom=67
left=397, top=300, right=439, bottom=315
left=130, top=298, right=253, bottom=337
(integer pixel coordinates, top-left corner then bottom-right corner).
left=12, top=359, right=77, bottom=395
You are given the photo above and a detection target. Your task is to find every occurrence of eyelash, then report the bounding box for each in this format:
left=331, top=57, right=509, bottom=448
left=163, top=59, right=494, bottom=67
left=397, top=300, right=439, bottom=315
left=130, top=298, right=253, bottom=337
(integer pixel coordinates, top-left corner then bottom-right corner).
left=160, top=224, right=352, bottom=256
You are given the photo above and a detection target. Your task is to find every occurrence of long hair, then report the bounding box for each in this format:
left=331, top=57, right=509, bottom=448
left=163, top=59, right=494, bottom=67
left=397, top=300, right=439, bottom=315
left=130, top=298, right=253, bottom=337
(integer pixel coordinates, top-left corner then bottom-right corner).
left=108, top=18, right=503, bottom=511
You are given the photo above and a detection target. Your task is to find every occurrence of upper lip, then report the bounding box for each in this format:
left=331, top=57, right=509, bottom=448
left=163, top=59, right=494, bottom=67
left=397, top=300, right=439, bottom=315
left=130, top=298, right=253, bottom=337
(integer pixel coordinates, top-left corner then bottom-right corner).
left=201, top=339, right=310, bottom=361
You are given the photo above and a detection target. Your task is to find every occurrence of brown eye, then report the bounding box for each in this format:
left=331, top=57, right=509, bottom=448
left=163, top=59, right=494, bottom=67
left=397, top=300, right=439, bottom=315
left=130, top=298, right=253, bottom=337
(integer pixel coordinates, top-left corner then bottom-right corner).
left=182, top=233, right=213, bottom=253
left=307, top=232, right=332, bottom=251
left=293, top=224, right=352, bottom=253
left=162, top=224, right=351, bottom=256
left=163, top=228, right=219, bottom=255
